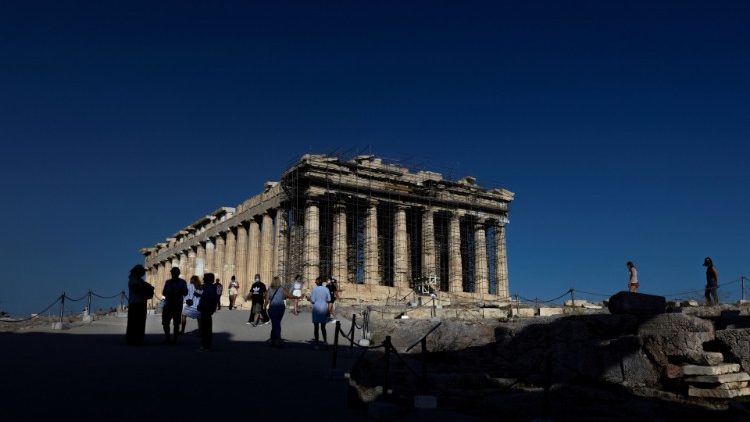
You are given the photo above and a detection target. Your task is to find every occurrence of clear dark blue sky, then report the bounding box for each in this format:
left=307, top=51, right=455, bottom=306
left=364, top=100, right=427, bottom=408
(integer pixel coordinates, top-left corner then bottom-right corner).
left=1, top=1, right=748, bottom=313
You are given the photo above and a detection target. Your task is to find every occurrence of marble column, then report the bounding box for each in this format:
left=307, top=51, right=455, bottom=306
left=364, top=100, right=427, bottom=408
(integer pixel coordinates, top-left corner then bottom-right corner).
left=421, top=207, right=436, bottom=278
left=448, top=211, right=463, bottom=293
left=178, top=252, right=187, bottom=279
left=303, top=200, right=320, bottom=284
left=156, top=262, right=166, bottom=298
left=247, top=218, right=261, bottom=294
left=274, top=208, right=289, bottom=280
left=364, top=201, right=379, bottom=284
left=493, top=219, right=510, bottom=298
left=332, top=203, right=348, bottom=283
left=393, top=205, right=409, bottom=289
left=235, top=224, right=248, bottom=294
left=260, top=212, right=274, bottom=284
left=195, top=243, right=206, bottom=277
left=187, top=248, right=197, bottom=280
left=224, top=229, right=236, bottom=290
left=214, top=233, right=226, bottom=305
left=474, top=221, right=488, bottom=295
left=204, top=239, right=215, bottom=274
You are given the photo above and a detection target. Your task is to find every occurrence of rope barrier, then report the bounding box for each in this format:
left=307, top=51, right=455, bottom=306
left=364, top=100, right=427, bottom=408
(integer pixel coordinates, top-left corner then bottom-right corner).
left=91, top=292, right=121, bottom=299
left=1, top=296, right=62, bottom=323
left=64, top=293, right=88, bottom=302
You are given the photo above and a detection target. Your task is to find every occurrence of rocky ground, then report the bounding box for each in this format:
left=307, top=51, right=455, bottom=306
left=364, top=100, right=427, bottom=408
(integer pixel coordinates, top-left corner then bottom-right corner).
left=345, top=304, right=750, bottom=420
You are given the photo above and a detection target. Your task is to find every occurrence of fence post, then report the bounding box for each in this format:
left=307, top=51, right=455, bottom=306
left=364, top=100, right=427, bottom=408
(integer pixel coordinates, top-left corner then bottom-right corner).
left=350, top=314, right=356, bottom=353
left=420, top=337, right=428, bottom=392
left=431, top=296, right=436, bottom=318
left=120, top=290, right=125, bottom=311
left=742, top=276, right=746, bottom=302
left=332, top=321, right=341, bottom=370
left=515, top=294, right=520, bottom=316
left=86, top=290, right=92, bottom=317
left=569, top=289, right=575, bottom=310
left=384, top=336, right=392, bottom=396
left=59, top=292, right=65, bottom=324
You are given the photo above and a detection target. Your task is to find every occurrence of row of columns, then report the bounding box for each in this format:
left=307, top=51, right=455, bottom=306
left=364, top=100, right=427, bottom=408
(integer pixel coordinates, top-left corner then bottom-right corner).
left=150, top=208, right=284, bottom=303
left=299, top=199, right=509, bottom=297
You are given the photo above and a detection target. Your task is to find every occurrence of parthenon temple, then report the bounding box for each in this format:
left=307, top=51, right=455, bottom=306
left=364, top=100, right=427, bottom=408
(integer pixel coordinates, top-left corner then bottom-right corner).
left=141, top=154, right=514, bottom=307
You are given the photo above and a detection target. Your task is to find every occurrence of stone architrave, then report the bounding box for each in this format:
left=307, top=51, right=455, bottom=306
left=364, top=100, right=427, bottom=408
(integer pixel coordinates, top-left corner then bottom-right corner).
left=421, top=207, right=436, bottom=279
left=214, top=236, right=225, bottom=293
left=204, top=239, right=215, bottom=274
left=274, top=208, right=289, bottom=280
left=364, top=201, right=379, bottom=284
left=247, top=218, right=261, bottom=293
left=393, top=205, right=408, bottom=289
left=303, top=200, right=320, bottom=284
left=187, top=248, right=197, bottom=280
left=235, top=224, right=248, bottom=294
left=224, top=229, right=236, bottom=290
left=260, top=212, right=274, bottom=284
left=493, top=218, right=509, bottom=298
left=195, top=243, right=206, bottom=277
left=332, top=203, right=348, bottom=283
left=474, top=222, right=488, bottom=295
left=448, top=211, right=463, bottom=293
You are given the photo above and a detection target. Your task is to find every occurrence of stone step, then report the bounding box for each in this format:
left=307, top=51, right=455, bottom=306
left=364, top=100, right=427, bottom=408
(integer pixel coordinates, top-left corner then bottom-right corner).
left=688, top=386, right=750, bottom=398
left=684, top=372, right=750, bottom=384
left=682, top=363, right=740, bottom=376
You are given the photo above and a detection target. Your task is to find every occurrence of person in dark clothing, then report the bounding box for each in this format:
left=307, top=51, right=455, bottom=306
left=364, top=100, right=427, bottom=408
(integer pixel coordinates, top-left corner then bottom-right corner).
left=704, top=257, right=719, bottom=306
left=162, top=267, right=188, bottom=345
left=326, top=277, right=339, bottom=321
left=126, top=264, right=153, bottom=346
left=246, top=274, right=268, bottom=326
left=215, top=278, right=223, bottom=311
left=197, top=273, right=218, bottom=351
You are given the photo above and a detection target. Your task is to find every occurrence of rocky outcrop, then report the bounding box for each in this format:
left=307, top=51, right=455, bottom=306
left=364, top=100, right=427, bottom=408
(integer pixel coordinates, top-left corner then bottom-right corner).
left=638, top=314, right=714, bottom=369
left=715, top=329, right=750, bottom=373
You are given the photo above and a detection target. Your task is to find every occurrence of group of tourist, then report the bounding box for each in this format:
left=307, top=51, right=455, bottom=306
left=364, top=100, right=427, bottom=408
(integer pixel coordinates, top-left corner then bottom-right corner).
left=126, top=267, right=340, bottom=350
left=626, top=256, right=721, bottom=305
left=244, top=273, right=339, bottom=348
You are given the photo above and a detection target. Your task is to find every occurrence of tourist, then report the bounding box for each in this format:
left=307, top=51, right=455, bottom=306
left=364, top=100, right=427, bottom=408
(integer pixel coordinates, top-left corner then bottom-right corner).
left=327, top=277, right=339, bottom=321
left=126, top=264, right=153, bottom=346
left=291, top=274, right=303, bottom=315
left=247, top=274, right=268, bottom=326
left=267, top=276, right=297, bottom=347
left=181, top=275, right=203, bottom=334
left=627, top=261, right=638, bottom=293
left=162, top=267, right=188, bottom=345
left=215, top=278, right=223, bottom=310
left=228, top=276, right=240, bottom=310
left=704, top=257, right=719, bottom=305
left=197, top=273, right=219, bottom=351
left=307, top=276, right=331, bottom=349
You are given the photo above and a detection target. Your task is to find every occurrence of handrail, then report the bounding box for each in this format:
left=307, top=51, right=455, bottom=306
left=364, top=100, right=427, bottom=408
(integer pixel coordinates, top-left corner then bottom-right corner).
left=405, top=321, right=443, bottom=352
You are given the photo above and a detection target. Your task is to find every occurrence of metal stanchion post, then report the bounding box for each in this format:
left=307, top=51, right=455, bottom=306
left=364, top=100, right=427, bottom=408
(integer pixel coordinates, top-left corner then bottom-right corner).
left=120, top=291, right=125, bottom=311
left=86, top=290, right=92, bottom=316
left=515, top=294, right=520, bottom=316
left=332, top=321, right=341, bottom=370
left=384, top=336, right=392, bottom=396
left=59, top=292, right=65, bottom=324
left=350, top=314, right=356, bottom=353
left=420, top=337, right=428, bottom=391
left=742, top=276, right=746, bottom=302
left=570, top=289, right=575, bottom=309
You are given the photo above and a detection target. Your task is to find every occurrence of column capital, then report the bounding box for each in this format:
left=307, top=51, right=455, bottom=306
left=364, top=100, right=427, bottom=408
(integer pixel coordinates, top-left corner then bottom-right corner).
left=367, top=199, right=379, bottom=207
left=334, top=202, right=347, bottom=212
left=491, top=215, right=510, bottom=227
left=474, top=220, right=488, bottom=230
left=305, top=198, right=319, bottom=207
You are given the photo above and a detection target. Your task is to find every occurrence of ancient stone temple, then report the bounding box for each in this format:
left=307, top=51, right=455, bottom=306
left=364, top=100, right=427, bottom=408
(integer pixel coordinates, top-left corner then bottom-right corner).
left=141, top=154, right=514, bottom=307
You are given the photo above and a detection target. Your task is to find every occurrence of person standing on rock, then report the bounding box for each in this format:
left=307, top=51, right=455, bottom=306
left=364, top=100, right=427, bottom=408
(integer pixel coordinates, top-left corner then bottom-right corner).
left=162, top=267, right=188, bottom=345
left=704, top=257, right=719, bottom=305
left=627, top=261, right=639, bottom=293
left=228, top=276, right=240, bottom=310
left=307, top=276, right=331, bottom=349
left=126, top=264, right=153, bottom=346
